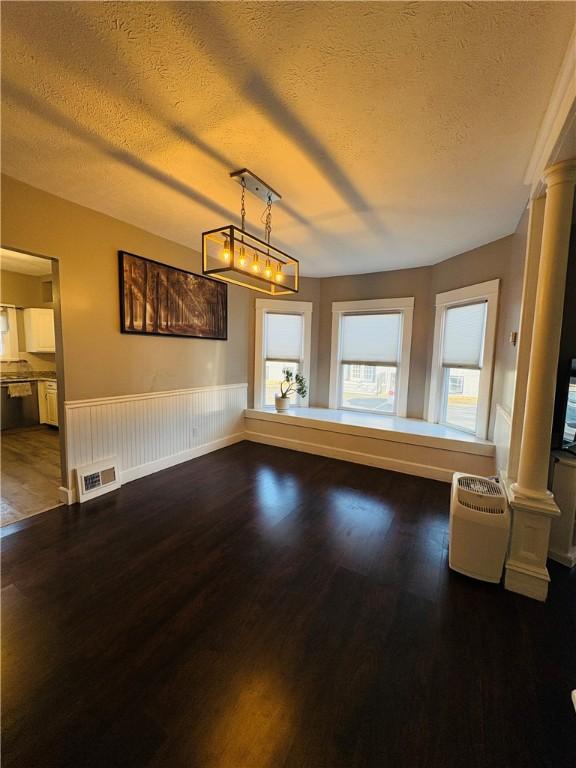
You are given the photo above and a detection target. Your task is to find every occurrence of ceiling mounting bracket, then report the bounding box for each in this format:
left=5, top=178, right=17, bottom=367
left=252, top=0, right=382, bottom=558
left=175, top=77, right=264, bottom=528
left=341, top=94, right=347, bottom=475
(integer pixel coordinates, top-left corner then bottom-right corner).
left=230, top=169, right=281, bottom=203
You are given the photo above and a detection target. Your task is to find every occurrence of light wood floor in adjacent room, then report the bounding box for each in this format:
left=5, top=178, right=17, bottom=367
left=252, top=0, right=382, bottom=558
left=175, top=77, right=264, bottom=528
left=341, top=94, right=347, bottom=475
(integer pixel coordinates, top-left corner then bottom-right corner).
left=1, top=426, right=62, bottom=525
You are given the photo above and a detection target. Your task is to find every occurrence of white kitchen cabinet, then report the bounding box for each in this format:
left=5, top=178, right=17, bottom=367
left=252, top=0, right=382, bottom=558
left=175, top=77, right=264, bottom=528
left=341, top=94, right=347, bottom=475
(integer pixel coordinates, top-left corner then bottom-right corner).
left=38, top=380, right=58, bottom=427
left=23, top=308, right=55, bottom=353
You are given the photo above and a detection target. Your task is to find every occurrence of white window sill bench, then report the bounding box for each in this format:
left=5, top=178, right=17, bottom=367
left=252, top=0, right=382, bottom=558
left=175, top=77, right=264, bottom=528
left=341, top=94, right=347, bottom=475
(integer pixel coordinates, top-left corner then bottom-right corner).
left=244, top=406, right=495, bottom=482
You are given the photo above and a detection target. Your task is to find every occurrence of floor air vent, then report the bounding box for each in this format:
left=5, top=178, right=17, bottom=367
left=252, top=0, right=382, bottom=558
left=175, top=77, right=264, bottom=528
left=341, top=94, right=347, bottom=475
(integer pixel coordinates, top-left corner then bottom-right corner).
left=76, top=458, right=121, bottom=502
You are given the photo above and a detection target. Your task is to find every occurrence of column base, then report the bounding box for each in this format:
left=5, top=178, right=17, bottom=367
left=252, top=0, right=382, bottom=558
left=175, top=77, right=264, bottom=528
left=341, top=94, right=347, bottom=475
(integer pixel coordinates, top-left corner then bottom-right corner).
left=505, top=560, right=550, bottom=602
left=508, top=482, right=559, bottom=516
left=502, top=478, right=559, bottom=602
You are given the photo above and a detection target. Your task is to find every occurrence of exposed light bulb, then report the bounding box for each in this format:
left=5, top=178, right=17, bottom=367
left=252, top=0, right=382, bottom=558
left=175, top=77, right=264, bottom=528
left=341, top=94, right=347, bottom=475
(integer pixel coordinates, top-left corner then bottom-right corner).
left=251, top=254, right=260, bottom=273
left=222, top=238, right=231, bottom=263
left=238, top=247, right=246, bottom=268
left=274, top=266, right=283, bottom=282
left=264, top=259, right=272, bottom=279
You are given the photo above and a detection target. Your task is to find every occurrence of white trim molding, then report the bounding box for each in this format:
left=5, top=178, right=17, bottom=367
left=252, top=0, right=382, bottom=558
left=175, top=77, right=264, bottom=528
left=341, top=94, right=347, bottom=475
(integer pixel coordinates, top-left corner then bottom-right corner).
left=245, top=408, right=495, bottom=483
left=524, top=24, right=576, bottom=196
left=254, top=299, right=313, bottom=409
left=329, top=296, right=414, bottom=417
left=427, top=279, right=500, bottom=440
left=494, top=404, right=512, bottom=480
left=62, top=383, right=248, bottom=503
left=245, top=408, right=495, bottom=456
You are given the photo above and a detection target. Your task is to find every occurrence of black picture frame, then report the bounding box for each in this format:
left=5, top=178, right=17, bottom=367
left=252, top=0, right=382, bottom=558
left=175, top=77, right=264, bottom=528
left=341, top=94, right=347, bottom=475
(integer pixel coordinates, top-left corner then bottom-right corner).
left=118, top=251, right=227, bottom=340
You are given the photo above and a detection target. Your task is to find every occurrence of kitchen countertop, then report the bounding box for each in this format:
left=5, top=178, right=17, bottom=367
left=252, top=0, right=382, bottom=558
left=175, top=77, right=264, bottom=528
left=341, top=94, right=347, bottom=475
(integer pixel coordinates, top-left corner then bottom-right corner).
left=0, top=374, right=57, bottom=384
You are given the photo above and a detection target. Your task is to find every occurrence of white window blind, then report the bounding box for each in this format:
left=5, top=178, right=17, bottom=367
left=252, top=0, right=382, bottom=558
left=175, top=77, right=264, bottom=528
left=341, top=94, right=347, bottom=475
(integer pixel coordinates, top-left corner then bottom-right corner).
left=0, top=307, right=18, bottom=359
left=340, top=312, right=402, bottom=364
left=441, top=301, right=487, bottom=368
left=265, top=313, right=303, bottom=361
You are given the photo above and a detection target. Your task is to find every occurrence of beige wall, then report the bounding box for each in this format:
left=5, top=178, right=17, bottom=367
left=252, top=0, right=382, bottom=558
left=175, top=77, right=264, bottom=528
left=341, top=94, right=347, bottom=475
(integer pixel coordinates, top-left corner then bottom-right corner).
left=1, top=269, right=46, bottom=306
left=1, top=175, right=251, bottom=400
left=0, top=268, right=57, bottom=372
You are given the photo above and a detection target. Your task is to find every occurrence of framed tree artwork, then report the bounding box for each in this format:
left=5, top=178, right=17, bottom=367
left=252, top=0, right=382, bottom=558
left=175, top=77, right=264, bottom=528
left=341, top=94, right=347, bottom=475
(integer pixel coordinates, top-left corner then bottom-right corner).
left=118, top=251, right=227, bottom=340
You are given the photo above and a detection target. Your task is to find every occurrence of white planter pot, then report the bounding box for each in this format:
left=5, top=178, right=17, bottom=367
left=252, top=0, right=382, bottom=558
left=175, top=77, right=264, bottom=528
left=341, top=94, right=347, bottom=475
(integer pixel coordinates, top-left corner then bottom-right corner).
left=275, top=395, right=291, bottom=412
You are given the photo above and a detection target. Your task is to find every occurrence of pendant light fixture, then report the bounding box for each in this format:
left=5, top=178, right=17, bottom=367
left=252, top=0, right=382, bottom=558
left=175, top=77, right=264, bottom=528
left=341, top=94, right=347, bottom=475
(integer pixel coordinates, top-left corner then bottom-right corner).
left=202, top=169, right=299, bottom=295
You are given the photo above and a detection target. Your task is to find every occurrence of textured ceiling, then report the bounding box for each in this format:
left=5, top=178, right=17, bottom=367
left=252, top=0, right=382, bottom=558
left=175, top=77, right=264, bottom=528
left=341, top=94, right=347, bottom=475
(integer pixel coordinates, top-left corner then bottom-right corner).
left=0, top=248, right=52, bottom=276
left=1, top=2, right=574, bottom=276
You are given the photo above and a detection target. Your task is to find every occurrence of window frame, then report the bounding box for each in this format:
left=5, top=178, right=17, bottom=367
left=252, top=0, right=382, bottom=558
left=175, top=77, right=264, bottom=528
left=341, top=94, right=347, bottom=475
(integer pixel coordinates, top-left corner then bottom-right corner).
left=254, top=299, right=313, bottom=409
left=427, top=279, right=499, bottom=439
left=448, top=374, right=464, bottom=395
left=0, top=306, right=20, bottom=361
left=329, top=297, right=414, bottom=417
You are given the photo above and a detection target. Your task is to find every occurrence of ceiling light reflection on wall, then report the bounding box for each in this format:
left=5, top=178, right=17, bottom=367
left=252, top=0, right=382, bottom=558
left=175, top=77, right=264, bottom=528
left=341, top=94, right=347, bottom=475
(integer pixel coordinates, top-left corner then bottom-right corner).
left=202, top=169, right=299, bottom=295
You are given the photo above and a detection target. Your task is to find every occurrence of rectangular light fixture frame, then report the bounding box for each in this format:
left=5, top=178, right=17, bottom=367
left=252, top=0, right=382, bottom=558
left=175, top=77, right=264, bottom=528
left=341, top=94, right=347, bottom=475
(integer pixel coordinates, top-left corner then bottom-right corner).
left=202, top=224, right=299, bottom=296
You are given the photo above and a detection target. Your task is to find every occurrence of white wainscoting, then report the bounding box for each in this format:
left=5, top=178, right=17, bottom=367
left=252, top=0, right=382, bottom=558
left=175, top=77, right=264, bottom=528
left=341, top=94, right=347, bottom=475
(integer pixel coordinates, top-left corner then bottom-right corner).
left=60, top=383, right=247, bottom=503
left=494, top=404, right=512, bottom=481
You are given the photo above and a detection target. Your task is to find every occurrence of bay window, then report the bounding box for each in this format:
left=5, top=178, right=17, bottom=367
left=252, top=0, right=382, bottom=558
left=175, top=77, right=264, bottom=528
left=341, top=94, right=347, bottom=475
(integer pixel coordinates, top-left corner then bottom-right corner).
left=329, top=298, right=414, bottom=416
left=428, top=280, right=499, bottom=438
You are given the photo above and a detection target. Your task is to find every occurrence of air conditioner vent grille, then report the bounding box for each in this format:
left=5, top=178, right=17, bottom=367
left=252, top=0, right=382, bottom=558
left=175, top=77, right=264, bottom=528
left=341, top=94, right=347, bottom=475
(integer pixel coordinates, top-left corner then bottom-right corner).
left=456, top=474, right=506, bottom=515
left=459, top=499, right=505, bottom=515
left=457, top=476, right=503, bottom=497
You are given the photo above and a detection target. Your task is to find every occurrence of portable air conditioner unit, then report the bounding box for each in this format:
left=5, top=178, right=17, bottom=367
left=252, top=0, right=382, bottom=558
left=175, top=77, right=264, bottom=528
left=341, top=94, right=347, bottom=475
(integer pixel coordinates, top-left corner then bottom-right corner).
left=449, top=473, right=510, bottom=583
left=76, top=457, right=121, bottom=502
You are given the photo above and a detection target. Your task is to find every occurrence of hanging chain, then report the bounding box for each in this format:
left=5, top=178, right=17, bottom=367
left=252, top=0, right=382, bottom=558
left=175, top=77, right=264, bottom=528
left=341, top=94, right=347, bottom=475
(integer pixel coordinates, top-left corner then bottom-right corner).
left=240, top=176, right=246, bottom=231
left=264, top=193, right=272, bottom=247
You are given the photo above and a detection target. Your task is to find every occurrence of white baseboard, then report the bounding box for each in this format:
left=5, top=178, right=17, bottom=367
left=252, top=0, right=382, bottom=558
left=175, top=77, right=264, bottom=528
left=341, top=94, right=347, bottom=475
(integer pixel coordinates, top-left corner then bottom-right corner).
left=548, top=548, right=576, bottom=568
left=60, top=432, right=245, bottom=505
left=120, top=432, right=244, bottom=484
left=58, top=486, right=75, bottom=505
left=245, top=429, right=454, bottom=483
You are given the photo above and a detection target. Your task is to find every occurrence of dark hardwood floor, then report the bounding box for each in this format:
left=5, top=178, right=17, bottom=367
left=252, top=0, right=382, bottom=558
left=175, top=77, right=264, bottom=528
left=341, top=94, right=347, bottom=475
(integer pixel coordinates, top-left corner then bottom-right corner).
left=2, top=442, right=575, bottom=768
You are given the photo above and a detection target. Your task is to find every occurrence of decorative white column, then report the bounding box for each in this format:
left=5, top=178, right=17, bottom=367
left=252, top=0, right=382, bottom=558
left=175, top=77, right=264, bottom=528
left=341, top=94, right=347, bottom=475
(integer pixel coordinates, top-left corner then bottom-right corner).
left=505, top=159, right=576, bottom=601
left=506, top=195, right=546, bottom=483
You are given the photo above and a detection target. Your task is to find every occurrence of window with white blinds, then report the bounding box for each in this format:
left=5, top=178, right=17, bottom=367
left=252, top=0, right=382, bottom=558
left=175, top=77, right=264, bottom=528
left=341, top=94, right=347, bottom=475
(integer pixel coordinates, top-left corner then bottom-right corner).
left=340, top=313, right=402, bottom=365
left=441, top=301, right=487, bottom=369
left=0, top=306, right=19, bottom=360
left=265, top=313, right=303, bottom=361
left=254, top=299, right=313, bottom=408
left=427, top=280, right=499, bottom=439
left=329, top=298, right=414, bottom=417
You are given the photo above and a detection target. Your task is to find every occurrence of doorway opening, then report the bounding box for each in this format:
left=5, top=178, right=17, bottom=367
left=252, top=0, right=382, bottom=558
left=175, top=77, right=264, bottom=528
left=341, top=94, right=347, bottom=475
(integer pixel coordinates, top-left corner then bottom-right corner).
left=1, top=247, right=64, bottom=526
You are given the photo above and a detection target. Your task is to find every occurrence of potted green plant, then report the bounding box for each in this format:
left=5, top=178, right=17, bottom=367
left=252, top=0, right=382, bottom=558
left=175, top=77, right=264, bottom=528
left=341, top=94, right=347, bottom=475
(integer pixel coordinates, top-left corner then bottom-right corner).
left=275, top=367, right=308, bottom=412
